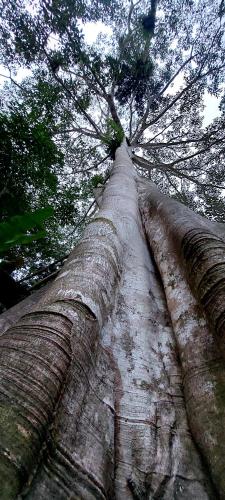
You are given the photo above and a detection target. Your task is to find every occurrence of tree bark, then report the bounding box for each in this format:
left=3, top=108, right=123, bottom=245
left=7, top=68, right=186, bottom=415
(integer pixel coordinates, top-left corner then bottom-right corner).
left=138, top=179, right=225, bottom=498
left=0, top=142, right=224, bottom=498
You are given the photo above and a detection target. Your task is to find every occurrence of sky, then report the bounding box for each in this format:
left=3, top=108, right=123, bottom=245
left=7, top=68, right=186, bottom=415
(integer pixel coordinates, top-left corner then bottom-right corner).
left=0, top=21, right=222, bottom=128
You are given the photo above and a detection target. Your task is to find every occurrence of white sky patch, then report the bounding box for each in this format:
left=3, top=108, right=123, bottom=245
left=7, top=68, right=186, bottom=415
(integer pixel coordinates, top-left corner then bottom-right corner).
left=25, top=0, right=40, bottom=16
left=0, top=65, right=32, bottom=86
left=202, top=92, right=221, bottom=127
left=80, top=21, right=112, bottom=45
left=170, top=39, right=178, bottom=50
left=47, top=33, right=60, bottom=51
left=165, top=72, right=185, bottom=95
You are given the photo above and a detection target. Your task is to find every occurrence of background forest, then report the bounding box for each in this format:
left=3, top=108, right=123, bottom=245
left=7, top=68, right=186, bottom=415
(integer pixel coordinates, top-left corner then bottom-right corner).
left=0, top=0, right=225, bottom=308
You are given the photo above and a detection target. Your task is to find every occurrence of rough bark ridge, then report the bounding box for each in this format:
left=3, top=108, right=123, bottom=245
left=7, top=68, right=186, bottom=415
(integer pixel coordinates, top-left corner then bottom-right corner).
left=0, top=142, right=224, bottom=498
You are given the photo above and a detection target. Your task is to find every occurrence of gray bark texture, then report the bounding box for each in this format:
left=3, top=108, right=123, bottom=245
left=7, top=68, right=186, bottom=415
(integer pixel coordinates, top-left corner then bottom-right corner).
left=0, top=141, right=224, bottom=499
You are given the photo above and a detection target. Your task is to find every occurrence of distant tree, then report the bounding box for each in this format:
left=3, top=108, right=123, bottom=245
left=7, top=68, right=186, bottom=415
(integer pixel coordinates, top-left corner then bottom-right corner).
left=0, top=82, right=106, bottom=279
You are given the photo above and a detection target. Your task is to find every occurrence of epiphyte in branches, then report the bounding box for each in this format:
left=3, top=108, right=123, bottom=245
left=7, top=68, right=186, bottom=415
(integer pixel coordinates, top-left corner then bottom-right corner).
left=49, top=52, right=65, bottom=73
left=219, top=0, right=225, bottom=17
left=142, top=14, right=155, bottom=33
left=141, top=0, right=157, bottom=34
left=115, top=58, right=154, bottom=112
left=102, top=119, right=124, bottom=159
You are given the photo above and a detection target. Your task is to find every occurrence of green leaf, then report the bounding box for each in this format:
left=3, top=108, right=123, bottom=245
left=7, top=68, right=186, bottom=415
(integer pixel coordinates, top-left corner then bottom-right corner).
left=0, top=207, right=54, bottom=253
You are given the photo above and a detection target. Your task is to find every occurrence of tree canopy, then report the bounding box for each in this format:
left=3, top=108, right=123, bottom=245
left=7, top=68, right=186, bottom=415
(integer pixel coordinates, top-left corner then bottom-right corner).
left=0, top=0, right=225, bottom=289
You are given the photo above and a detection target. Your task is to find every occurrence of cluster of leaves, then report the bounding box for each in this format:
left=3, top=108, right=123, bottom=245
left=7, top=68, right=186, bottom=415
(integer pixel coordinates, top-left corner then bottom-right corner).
left=0, top=206, right=54, bottom=312
left=0, top=207, right=54, bottom=254
left=0, top=80, right=95, bottom=279
left=0, top=0, right=119, bottom=67
left=0, top=109, right=61, bottom=218
left=115, top=58, right=154, bottom=111
left=102, top=119, right=124, bottom=158
left=109, top=0, right=157, bottom=111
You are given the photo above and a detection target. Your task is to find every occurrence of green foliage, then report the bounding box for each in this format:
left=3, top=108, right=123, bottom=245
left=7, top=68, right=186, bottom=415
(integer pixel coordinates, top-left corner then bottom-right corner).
left=115, top=58, right=154, bottom=111
left=75, top=92, right=91, bottom=112
left=91, top=174, right=105, bottom=188
left=108, top=0, right=157, bottom=112
left=102, top=119, right=124, bottom=158
left=77, top=173, right=106, bottom=201
left=0, top=207, right=54, bottom=254
left=0, top=92, right=81, bottom=274
left=0, top=107, right=63, bottom=219
left=0, top=0, right=119, bottom=68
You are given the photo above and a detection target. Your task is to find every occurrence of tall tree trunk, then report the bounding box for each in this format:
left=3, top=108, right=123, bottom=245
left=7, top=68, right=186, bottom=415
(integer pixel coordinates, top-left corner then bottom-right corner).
left=138, top=179, right=225, bottom=498
left=0, top=141, right=224, bottom=498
